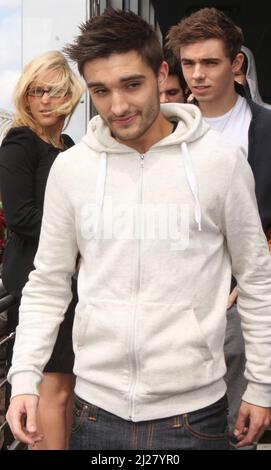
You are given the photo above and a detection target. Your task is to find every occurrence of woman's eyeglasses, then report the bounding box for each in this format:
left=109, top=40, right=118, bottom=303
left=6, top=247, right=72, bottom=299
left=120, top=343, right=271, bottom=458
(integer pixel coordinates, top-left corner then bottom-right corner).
left=27, top=86, right=66, bottom=99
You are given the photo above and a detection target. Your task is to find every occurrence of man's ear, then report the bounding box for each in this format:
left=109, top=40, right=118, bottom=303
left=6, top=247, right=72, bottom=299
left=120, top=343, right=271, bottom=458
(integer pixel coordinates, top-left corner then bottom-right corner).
left=158, top=61, right=169, bottom=90
left=232, top=52, right=245, bottom=74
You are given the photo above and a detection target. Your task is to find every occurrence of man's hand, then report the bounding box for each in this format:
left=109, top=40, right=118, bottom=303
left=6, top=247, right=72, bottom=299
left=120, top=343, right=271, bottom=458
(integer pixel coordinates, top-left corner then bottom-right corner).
left=234, top=401, right=271, bottom=448
left=6, top=395, right=43, bottom=445
left=227, top=287, right=238, bottom=310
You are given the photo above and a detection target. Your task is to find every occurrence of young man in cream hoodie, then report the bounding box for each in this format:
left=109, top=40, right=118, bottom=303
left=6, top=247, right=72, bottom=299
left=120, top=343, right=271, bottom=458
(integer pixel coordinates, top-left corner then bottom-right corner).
left=6, top=9, right=271, bottom=450
left=167, top=7, right=271, bottom=444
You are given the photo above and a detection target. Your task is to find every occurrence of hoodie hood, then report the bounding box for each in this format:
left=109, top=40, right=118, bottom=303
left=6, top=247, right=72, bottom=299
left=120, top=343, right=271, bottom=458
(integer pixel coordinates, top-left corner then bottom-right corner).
left=82, top=103, right=209, bottom=153
left=241, top=46, right=271, bottom=110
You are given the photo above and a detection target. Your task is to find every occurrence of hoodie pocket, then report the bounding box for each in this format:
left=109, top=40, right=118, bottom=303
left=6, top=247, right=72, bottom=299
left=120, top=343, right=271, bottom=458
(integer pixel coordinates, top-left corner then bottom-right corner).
left=72, top=299, right=132, bottom=393
left=137, top=302, right=214, bottom=396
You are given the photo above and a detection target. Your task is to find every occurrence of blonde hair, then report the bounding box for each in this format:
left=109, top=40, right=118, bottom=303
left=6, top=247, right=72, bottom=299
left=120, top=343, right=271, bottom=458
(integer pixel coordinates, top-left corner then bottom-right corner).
left=12, top=50, right=85, bottom=135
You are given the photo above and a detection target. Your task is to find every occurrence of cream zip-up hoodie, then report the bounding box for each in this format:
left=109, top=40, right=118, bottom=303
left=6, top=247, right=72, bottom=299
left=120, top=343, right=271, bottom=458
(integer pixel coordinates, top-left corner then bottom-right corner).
left=9, top=104, right=271, bottom=421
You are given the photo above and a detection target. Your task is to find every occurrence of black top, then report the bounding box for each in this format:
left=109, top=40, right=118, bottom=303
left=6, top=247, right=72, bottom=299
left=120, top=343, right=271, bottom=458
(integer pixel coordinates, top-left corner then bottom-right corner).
left=0, top=126, right=74, bottom=298
left=247, top=99, right=271, bottom=232
left=234, top=82, right=271, bottom=231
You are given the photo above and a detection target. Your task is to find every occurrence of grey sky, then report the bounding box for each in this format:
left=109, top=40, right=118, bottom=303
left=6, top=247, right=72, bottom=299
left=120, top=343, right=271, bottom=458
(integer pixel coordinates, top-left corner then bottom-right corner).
left=0, top=0, right=21, bottom=111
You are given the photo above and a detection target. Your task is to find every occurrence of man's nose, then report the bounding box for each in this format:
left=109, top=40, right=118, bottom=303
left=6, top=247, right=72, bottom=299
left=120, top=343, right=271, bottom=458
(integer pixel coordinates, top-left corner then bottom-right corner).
left=192, top=64, right=205, bottom=80
left=111, top=92, right=129, bottom=116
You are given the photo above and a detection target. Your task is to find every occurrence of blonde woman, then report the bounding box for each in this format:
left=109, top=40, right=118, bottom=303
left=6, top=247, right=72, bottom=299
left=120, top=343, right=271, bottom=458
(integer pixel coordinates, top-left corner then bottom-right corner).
left=0, top=51, right=84, bottom=449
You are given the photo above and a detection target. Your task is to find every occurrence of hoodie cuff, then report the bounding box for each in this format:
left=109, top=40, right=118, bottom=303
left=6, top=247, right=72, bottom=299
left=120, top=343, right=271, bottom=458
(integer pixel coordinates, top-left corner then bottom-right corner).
left=243, top=382, right=271, bottom=408
left=9, top=371, right=41, bottom=400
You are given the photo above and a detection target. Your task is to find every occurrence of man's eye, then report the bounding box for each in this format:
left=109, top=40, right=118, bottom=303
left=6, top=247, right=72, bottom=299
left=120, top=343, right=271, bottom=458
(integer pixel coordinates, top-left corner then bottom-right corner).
left=94, top=89, right=107, bottom=95
left=127, top=82, right=141, bottom=89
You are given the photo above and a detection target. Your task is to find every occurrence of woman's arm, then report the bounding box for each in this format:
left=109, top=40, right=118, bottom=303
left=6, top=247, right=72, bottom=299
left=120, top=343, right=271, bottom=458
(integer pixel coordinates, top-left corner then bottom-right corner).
left=0, top=127, right=42, bottom=239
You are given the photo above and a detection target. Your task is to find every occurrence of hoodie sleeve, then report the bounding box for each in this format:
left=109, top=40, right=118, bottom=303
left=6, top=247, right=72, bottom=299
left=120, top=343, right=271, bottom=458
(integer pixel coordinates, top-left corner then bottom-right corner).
left=221, top=152, right=271, bottom=407
left=8, top=161, right=78, bottom=397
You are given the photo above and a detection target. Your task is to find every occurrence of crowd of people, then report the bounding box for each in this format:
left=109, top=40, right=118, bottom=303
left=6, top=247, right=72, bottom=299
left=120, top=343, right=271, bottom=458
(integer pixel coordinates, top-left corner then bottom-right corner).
left=1, top=7, right=271, bottom=451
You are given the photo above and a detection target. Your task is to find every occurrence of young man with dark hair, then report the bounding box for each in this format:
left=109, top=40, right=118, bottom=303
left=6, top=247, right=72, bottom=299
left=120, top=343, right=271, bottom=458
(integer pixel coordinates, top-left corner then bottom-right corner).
left=6, top=9, right=271, bottom=450
left=160, top=47, right=186, bottom=103
left=168, top=6, right=271, bottom=443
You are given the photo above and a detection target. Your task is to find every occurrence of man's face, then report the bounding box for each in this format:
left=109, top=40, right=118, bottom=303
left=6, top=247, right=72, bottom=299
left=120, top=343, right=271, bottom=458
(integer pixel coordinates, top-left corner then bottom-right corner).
left=180, top=38, right=242, bottom=107
left=84, top=51, right=168, bottom=149
left=160, top=74, right=184, bottom=103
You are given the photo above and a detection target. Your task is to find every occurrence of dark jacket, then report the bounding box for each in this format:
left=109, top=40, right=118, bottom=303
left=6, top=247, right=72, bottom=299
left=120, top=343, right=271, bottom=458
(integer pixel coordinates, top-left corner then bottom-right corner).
left=235, top=81, right=271, bottom=231
left=247, top=99, right=271, bottom=232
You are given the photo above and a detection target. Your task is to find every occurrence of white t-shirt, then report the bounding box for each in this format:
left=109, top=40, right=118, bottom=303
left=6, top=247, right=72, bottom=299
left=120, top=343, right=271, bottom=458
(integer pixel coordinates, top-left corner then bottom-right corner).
left=204, top=96, right=252, bottom=159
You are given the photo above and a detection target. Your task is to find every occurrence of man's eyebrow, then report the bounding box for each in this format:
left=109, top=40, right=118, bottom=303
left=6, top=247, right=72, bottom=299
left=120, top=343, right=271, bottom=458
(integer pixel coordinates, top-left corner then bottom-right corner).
left=87, top=74, right=146, bottom=89
left=119, top=74, right=146, bottom=82
left=181, top=57, right=221, bottom=62
left=87, top=81, right=104, bottom=89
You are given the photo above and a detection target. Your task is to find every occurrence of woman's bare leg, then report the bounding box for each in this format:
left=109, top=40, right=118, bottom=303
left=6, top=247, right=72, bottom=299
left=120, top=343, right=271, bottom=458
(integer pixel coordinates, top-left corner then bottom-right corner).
left=33, top=372, right=75, bottom=450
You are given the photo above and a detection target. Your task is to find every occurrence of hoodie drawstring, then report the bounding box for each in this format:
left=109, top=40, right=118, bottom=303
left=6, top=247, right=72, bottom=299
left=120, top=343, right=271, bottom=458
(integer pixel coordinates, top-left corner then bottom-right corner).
left=95, top=152, right=107, bottom=233
left=181, top=142, right=202, bottom=231
left=94, top=146, right=202, bottom=235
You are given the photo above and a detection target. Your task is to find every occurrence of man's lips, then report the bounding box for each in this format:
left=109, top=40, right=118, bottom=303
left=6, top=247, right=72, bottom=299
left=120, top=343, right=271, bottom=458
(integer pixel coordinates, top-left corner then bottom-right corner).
left=113, top=114, right=137, bottom=125
left=192, top=85, right=210, bottom=93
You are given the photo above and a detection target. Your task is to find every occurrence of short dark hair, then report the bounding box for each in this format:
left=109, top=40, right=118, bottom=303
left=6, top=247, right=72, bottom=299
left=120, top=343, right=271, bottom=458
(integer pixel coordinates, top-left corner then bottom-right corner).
left=64, top=8, right=163, bottom=76
left=163, top=47, right=186, bottom=92
left=167, top=7, right=243, bottom=62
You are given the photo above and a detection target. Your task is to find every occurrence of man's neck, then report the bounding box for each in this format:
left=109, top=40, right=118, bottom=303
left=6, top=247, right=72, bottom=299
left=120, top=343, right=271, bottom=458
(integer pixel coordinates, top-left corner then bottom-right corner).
left=117, top=113, right=174, bottom=154
left=199, top=91, right=239, bottom=118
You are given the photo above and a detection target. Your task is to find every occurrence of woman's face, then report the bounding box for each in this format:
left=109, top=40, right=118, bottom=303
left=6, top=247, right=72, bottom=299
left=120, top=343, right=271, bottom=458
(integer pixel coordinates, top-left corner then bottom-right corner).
left=26, top=69, right=68, bottom=132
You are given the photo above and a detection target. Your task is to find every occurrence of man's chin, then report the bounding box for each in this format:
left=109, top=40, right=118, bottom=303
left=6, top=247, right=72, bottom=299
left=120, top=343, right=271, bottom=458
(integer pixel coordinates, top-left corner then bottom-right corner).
left=193, top=94, right=211, bottom=103
left=111, top=129, right=138, bottom=142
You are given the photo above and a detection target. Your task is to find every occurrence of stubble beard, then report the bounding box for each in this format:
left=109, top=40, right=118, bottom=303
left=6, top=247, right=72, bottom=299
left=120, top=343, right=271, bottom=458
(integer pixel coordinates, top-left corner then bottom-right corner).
left=108, top=89, right=160, bottom=144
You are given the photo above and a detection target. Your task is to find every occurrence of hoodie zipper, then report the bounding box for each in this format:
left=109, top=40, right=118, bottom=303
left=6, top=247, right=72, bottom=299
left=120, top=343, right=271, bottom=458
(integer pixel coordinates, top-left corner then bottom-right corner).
left=128, top=154, right=145, bottom=420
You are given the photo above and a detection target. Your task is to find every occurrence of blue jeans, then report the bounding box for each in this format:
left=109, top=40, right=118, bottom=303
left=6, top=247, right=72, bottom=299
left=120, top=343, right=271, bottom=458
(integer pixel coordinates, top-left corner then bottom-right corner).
left=70, top=394, right=229, bottom=450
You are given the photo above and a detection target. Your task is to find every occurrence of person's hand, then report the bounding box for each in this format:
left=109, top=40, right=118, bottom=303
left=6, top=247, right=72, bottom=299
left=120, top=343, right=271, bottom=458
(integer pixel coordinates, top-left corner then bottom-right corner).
left=234, top=401, right=271, bottom=448
left=227, top=287, right=238, bottom=310
left=6, top=395, right=43, bottom=445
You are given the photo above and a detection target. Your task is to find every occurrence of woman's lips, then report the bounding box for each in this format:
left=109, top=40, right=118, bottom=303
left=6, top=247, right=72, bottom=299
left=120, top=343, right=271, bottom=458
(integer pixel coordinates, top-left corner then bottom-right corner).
left=40, top=110, right=52, bottom=115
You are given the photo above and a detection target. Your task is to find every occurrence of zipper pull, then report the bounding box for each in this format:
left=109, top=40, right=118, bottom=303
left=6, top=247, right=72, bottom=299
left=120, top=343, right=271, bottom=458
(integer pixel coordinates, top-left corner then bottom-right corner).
left=140, top=154, right=144, bottom=168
